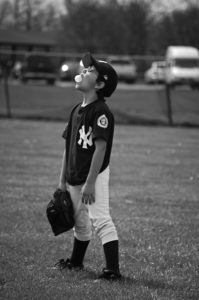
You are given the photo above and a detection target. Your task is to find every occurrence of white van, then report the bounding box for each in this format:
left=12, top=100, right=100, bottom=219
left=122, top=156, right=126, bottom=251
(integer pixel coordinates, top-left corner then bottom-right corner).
left=165, top=46, right=199, bottom=88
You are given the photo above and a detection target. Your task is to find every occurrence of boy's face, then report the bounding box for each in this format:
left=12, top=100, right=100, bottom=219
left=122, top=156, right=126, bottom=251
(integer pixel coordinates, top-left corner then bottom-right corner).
left=75, top=65, right=101, bottom=93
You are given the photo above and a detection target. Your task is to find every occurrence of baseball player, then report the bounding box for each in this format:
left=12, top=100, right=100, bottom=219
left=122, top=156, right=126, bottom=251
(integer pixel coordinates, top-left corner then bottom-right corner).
left=56, top=53, right=122, bottom=280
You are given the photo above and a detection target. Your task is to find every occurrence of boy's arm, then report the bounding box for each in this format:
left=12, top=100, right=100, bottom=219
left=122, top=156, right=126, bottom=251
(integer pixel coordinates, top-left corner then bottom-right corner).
left=58, top=149, right=67, bottom=191
left=81, top=139, right=106, bottom=205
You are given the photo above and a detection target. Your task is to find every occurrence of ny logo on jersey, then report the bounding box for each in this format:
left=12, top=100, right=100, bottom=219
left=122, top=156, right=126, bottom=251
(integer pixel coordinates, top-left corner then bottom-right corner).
left=78, top=125, right=93, bottom=149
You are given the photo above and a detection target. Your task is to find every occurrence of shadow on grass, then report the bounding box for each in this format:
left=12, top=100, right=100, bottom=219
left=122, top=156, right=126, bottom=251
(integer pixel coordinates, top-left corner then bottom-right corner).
left=56, top=267, right=97, bottom=281
left=55, top=267, right=178, bottom=292
left=124, top=276, right=172, bottom=289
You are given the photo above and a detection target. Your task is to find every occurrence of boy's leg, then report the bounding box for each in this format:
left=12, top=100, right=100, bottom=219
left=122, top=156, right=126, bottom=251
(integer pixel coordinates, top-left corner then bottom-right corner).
left=56, top=184, right=92, bottom=270
left=89, top=167, right=121, bottom=279
left=69, top=184, right=92, bottom=267
left=100, top=240, right=121, bottom=279
left=69, top=237, right=90, bottom=267
left=91, top=217, right=121, bottom=278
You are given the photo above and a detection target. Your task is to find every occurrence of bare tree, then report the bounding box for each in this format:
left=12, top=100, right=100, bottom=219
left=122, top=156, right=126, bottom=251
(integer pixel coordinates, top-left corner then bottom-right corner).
left=14, top=0, right=43, bottom=30
left=60, top=0, right=149, bottom=54
left=33, top=4, right=61, bottom=31
left=0, top=0, right=60, bottom=31
left=0, top=0, right=12, bottom=28
left=43, top=4, right=62, bottom=31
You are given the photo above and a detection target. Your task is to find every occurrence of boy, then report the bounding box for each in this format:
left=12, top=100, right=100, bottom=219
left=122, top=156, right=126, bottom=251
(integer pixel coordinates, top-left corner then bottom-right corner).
left=56, top=53, right=121, bottom=280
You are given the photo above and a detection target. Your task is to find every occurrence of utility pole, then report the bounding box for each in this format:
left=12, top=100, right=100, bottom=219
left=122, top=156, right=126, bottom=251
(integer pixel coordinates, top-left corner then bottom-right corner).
left=3, top=64, right=12, bottom=118
left=165, top=84, right=173, bottom=126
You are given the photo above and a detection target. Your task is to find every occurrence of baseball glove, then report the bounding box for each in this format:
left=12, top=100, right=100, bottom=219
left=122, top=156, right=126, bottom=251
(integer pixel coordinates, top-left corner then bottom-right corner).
left=46, top=188, right=75, bottom=236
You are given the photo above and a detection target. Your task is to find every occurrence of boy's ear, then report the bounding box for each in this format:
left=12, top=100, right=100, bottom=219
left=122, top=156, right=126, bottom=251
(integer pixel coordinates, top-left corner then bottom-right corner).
left=95, top=81, right=105, bottom=91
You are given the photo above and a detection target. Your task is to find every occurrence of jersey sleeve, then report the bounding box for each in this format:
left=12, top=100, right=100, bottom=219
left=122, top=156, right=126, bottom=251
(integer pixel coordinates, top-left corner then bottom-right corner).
left=92, top=110, right=114, bottom=143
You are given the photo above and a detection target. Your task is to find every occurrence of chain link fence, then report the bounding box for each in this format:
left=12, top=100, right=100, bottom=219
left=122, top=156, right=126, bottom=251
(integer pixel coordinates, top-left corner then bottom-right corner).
left=0, top=50, right=199, bottom=126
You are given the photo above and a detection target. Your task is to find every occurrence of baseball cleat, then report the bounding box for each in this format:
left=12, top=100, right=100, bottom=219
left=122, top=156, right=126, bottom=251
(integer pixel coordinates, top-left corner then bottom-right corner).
left=54, top=258, right=84, bottom=271
left=98, top=268, right=122, bottom=280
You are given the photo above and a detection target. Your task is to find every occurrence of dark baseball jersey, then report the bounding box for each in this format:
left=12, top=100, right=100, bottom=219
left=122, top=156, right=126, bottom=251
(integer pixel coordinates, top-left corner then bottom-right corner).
left=62, top=98, right=114, bottom=186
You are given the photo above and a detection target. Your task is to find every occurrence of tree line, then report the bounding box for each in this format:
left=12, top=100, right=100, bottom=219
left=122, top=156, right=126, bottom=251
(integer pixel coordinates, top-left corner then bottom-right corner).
left=0, top=0, right=199, bottom=55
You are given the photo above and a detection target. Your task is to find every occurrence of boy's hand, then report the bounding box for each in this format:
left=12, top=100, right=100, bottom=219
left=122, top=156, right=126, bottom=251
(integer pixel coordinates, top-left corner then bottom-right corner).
left=81, top=183, right=95, bottom=205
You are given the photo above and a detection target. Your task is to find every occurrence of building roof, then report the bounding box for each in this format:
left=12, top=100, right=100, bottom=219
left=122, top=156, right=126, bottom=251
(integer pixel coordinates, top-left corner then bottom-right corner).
left=0, top=30, right=57, bottom=47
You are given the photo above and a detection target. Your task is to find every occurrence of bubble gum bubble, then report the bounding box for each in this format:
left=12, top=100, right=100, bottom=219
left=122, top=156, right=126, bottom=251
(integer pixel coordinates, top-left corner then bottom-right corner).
left=75, top=75, right=82, bottom=83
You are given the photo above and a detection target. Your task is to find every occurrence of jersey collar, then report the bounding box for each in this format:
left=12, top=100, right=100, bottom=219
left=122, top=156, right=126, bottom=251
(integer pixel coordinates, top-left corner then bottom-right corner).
left=79, top=97, right=105, bottom=112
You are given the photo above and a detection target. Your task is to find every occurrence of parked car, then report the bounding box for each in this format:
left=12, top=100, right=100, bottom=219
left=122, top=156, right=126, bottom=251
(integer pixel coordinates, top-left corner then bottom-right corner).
left=145, top=61, right=166, bottom=84
left=107, top=56, right=137, bottom=83
left=58, top=59, right=79, bottom=81
left=17, top=54, right=57, bottom=85
left=165, top=46, right=199, bottom=88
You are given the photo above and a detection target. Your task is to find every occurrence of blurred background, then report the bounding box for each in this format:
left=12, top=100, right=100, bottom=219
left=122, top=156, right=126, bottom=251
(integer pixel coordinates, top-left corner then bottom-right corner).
left=0, top=0, right=199, bottom=126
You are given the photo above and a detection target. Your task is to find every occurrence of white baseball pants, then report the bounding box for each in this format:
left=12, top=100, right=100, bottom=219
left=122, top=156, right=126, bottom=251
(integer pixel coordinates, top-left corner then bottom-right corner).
left=68, top=166, right=118, bottom=245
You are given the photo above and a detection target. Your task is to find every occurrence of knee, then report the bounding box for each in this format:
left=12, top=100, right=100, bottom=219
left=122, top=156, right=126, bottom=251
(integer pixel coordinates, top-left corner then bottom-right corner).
left=74, top=221, right=92, bottom=241
left=74, top=203, right=92, bottom=241
left=92, top=217, right=118, bottom=245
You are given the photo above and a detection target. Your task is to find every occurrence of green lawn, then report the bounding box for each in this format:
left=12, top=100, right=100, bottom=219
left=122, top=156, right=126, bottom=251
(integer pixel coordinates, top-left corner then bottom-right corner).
left=0, top=119, right=199, bottom=299
left=0, top=83, right=199, bottom=126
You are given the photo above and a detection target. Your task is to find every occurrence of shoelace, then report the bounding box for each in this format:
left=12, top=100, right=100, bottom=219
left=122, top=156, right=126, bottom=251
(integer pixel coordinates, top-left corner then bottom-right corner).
left=54, top=259, right=67, bottom=269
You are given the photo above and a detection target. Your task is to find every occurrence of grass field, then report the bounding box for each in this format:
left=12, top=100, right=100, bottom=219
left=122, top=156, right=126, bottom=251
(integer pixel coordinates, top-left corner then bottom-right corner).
left=0, top=119, right=199, bottom=300
left=0, top=82, right=199, bottom=126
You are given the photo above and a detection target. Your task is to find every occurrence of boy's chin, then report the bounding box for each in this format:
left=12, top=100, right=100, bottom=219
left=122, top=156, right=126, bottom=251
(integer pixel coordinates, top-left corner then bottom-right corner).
left=75, top=85, right=86, bottom=93
left=75, top=84, right=87, bottom=92
left=75, top=83, right=81, bottom=90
